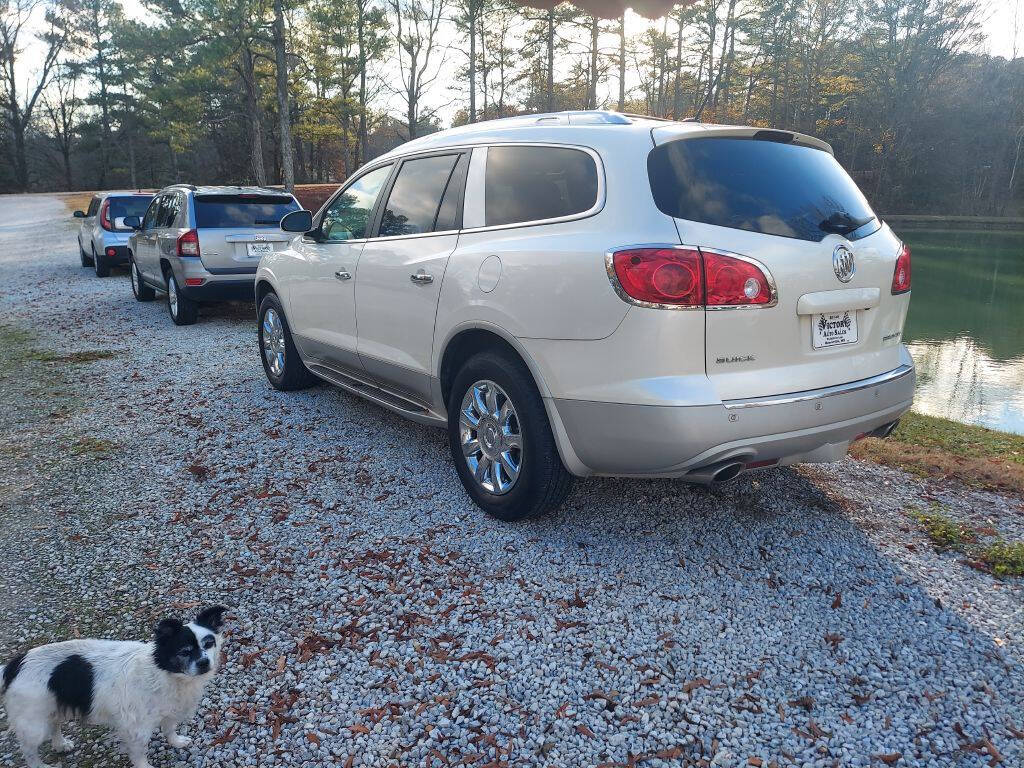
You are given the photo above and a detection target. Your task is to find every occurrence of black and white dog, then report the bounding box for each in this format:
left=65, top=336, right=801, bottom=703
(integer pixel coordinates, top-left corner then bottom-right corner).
left=1, top=606, right=227, bottom=768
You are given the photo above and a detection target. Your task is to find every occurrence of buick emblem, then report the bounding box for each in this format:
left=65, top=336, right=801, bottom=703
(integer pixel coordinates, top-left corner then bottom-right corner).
left=833, top=245, right=855, bottom=283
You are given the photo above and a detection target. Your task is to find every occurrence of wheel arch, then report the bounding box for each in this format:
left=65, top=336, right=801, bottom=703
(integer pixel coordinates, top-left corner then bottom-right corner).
left=435, top=323, right=590, bottom=477
left=255, top=278, right=275, bottom=307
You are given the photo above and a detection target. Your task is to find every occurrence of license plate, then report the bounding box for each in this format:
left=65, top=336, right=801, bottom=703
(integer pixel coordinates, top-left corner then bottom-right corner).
left=812, top=311, right=858, bottom=349
left=246, top=242, right=274, bottom=258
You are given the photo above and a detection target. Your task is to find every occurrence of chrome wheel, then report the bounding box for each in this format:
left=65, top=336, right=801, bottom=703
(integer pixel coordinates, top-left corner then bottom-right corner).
left=131, top=261, right=140, bottom=295
left=167, top=274, right=179, bottom=317
left=262, top=308, right=286, bottom=378
left=459, top=380, right=522, bottom=495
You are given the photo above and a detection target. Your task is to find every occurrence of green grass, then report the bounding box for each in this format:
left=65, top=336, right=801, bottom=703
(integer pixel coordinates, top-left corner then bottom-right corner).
left=0, top=324, right=118, bottom=367
left=907, top=506, right=1023, bottom=579
left=71, top=436, right=119, bottom=456
left=851, top=412, right=1024, bottom=494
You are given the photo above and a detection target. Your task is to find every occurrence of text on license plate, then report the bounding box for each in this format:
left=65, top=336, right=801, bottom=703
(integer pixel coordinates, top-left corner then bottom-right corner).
left=812, top=311, right=858, bottom=349
left=246, top=242, right=274, bottom=258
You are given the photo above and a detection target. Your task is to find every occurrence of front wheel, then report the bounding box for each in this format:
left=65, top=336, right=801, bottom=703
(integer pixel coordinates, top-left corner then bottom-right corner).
left=447, top=351, right=573, bottom=521
left=166, top=271, right=198, bottom=325
left=258, top=293, right=317, bottom=391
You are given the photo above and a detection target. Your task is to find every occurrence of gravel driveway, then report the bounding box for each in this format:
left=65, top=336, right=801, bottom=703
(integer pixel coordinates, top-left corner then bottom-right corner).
left=0, top=196, right=1021, bottom=768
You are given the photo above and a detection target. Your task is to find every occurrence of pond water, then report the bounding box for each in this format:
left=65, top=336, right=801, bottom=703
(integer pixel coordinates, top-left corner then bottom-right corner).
left=897, top=228, right=1024, bottom=435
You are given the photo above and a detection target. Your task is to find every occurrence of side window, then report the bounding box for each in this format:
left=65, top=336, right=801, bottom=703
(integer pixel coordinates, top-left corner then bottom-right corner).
left=86, top=196, right=100, bottom=217
left=142, top=196, right=163, bottom=230
left=484, top=146, right=599, bottom=227
left=160, top=193, right=182, bottom=228
left=378, top=154, right=460, bottom=237
left=319, top=164, right=392, bottom=242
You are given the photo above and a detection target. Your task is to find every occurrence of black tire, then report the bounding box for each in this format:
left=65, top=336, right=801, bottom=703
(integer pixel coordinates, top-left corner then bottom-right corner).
left=165, top=270, right=199, bottom=325
left=130, top=258, right=155, bottom=301
left=447, top=350, right=573, bottom=521
left=93, top=246, right=110, bottom=278
left=80, top=239, right=93, bottom=267
left=257, top=292, right=318, bottom=391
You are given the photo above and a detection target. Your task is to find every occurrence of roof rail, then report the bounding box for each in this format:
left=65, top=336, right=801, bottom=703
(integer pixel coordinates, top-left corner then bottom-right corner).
left=620, top=112, right=676, bottom=123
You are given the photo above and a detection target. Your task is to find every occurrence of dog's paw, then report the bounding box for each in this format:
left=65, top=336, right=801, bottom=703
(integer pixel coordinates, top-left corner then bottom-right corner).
left=52, top=733, right=74, bottom=752
left=167, top=734, right=192, bottom=749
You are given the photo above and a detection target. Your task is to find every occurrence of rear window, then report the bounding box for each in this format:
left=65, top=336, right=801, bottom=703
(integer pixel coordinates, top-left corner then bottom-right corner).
left=647, top=137, right=878, bottom=242
left=194, top=195, right=299, bottom=228
left=107, top=196, right=152, bottom=222
left=485, top=146, right=599, bottom=227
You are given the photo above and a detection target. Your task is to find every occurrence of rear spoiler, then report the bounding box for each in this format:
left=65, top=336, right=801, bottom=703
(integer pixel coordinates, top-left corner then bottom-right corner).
left=651, top=124, right=834, bottom=155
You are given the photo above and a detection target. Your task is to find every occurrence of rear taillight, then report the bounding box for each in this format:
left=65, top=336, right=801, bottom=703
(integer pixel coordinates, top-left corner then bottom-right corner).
left=177, top=229, right=200, bottom=257
left=610, top=248, right=702, bottom=306
left=609, top=247, right=774, bottom=308
left=703, top=251, right=773, bottom=306
left=891, top=243, right=911, bottom=294
left=99, top=200, right=112, bottom=231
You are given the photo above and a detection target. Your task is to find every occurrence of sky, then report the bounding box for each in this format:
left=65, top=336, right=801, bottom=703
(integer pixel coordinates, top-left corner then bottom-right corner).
left=18, top=0, right=1024, bottom=131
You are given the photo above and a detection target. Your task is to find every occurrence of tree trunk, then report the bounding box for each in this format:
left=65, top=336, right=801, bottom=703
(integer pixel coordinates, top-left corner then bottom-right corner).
left=469, top=4, right=477, bottom=122
left=241, top=49, right=268, bottom=186
left=358, top=2, right=368, bottom=163
left=673, top=13, right=683, bottom=118
left=618, top=10, right=626, bottom=111
left=587, top=16, right=599, bottom=109
left=273, top=0, right=295, bottom=190
left=546, top=8, right=554, bottom=112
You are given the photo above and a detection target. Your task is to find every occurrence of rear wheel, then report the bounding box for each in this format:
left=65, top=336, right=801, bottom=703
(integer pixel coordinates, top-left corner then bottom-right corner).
left=93, top=246, right=110, bottom=278
left=258, top=293, right=317, bottom=390
left=166, top=270, right=198, bottom=325
left=447, top=350, right=573, bottom=521
left=130, top=258, right=155, bottom=301
left=79, top=239, right=93, bottom=267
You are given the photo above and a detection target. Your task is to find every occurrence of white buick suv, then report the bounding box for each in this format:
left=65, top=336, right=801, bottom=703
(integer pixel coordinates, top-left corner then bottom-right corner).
left=256, top=111, right=914, bottom=520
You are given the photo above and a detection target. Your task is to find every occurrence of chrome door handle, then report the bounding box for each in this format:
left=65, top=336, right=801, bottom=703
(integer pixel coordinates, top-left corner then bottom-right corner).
left=410, top=271, right=433, bottom=284
left=335, top=270, right=351, bottom=281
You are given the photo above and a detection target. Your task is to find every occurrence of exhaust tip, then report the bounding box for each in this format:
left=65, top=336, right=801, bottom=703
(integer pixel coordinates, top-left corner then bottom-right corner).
left=712, top=462, right=744, bottom=483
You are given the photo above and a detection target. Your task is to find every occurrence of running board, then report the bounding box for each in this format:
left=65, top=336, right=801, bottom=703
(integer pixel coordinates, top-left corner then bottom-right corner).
left=307, top=363, right=446, bottom=425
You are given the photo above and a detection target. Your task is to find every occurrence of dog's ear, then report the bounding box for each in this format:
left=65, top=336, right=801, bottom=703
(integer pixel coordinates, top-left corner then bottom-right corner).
left=195, top=605, right=228, bottom=633
left=155, top=617, right=183, bottom=641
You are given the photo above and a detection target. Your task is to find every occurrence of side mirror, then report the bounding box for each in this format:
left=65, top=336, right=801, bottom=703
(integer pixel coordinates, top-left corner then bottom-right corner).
left=73, top=210, right=86, bottom=218
left=123, top=216, right=142, bottom=230
left=280, top=209, right=313, bottom=233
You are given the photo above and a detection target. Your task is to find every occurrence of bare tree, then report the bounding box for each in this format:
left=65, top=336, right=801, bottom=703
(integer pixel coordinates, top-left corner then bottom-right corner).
left=0, top=0, right=74, bottom=191
left=41, top=62, right=80, bottom=188
left=389, top=0, right=447, bottom=139
left=272, top=0, right=294, bottom=189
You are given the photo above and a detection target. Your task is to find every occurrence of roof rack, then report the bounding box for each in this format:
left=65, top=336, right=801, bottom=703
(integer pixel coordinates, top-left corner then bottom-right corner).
left=619, top=112, right=676, bottom=122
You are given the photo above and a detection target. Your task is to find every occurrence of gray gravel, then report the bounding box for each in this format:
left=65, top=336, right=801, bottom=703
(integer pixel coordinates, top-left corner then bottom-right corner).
left=1, top=195, right=1022, bottom=768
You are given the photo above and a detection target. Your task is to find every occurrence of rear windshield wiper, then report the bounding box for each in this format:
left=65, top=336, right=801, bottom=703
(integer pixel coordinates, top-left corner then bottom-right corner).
left=819, top=211, right=875, bottom=235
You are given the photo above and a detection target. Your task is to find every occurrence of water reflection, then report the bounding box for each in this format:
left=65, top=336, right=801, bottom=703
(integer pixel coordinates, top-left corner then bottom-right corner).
left=899, top=229, right=1024, bottom=435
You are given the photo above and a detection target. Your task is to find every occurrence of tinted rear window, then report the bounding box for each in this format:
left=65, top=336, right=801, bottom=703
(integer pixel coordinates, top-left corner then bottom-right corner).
left=647, top=137, right=877, bottom=242
left=194, top=195, right=299, bottom=228
left=107, top=196, right=152, bottom=221
left=379, top=154, right=460, bottom=237
left=485, top=146, right=599, bottom=227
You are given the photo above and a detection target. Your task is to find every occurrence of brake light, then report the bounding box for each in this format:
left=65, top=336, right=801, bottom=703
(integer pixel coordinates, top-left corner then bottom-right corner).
left=609, top=247, right=774, bottom=308
left=703, top=251, right=773, bottom=306
left=99, top=200, right=112, bottom=231
left=610, top=248, right=703, bottom=306
left=891, top=243, right=911, bottom=294
left=177, top=229, right=200, bottom=257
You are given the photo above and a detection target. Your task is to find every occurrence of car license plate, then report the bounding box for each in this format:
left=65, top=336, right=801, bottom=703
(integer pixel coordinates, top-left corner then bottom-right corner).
left=812, top=311, right=858, bottom=349
left=246, top=242, right=274, bottom=258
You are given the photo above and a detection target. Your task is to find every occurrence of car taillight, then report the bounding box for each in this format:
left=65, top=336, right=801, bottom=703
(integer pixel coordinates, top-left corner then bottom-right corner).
left=177, top=229, right=200, bottom=257
left=610, top=248, right=703, bottom=306
left=703, top=251, right=773, bottom=306
left=99, top=200, right=112, bottom=231
left=891, top=243, right=911, bottom=294
left=609, top=247, right=774, bottom=308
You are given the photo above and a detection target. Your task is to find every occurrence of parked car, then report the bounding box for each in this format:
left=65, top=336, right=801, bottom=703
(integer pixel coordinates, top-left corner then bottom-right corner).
left=255, top=110, right=915, bottom=521
left=73, top=192, right=154, bottom=277
left=125, top=185, right=300, bottom=325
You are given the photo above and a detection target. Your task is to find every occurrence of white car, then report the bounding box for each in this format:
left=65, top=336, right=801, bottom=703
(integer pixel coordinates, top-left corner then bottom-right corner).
left=256, top=111, right=914, bottom=520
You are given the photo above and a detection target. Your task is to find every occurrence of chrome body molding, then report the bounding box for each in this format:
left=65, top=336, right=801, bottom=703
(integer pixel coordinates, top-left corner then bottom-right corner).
left=722, top=363, right=914, bottom=410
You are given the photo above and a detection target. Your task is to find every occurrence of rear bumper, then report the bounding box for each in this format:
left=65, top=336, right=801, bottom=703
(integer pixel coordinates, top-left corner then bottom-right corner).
left=178, top=278, right=255, bottom=302
left=551, top=361, right=915, bottom=478
left=97, top=245, right=130, bottom=265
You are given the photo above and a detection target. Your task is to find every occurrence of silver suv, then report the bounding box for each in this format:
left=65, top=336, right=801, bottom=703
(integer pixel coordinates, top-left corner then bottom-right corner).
left=255, top=111, right=914, bottom=521
left=74, top=192, right=153, bottom=277
left=126, top=185, right=300, bottom=325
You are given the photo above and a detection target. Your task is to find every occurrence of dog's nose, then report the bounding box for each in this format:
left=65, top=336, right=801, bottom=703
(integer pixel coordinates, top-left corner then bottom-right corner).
left=196, top=658, right=211, bottom=673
